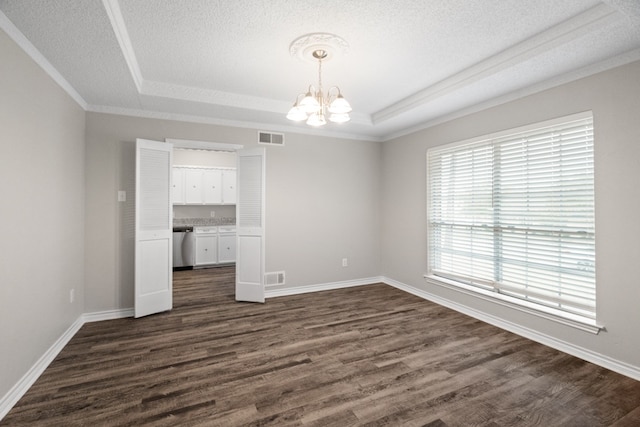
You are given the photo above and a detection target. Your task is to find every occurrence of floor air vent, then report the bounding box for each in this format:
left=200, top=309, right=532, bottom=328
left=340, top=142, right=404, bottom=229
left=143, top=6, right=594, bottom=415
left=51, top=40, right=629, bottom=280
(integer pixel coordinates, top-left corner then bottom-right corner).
left=258, top=131, right=285, bottom=146
left=265, top=271, right=286, bottom=286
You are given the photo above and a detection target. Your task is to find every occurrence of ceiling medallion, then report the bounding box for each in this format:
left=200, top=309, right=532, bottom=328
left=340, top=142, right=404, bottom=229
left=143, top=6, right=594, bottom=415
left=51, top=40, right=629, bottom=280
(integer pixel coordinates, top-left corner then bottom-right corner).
left=289, top=33, right=350, bottom=63
left=286, top=33, right=352, bottom=126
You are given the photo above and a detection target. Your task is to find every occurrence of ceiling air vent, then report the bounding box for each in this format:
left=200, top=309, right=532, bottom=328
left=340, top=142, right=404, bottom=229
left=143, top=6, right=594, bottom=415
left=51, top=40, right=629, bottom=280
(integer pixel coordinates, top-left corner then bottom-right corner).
left=258, top=131, right=285, bottom=146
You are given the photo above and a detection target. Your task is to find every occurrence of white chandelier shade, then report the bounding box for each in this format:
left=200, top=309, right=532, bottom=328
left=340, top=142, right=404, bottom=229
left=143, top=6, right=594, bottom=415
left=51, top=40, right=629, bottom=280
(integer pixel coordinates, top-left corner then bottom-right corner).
left=286, top=49, right=352, bottom=127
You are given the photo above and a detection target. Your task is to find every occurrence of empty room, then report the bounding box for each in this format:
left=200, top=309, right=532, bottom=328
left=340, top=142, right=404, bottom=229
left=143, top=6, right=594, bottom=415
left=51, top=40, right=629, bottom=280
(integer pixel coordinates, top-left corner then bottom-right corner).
left=1, top=1, right=640, bottom=425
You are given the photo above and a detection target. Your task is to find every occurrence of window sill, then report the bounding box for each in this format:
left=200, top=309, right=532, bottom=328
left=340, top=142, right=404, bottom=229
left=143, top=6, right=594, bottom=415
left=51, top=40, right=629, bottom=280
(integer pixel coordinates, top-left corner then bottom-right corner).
left=423, top=274, right=603, bottom=335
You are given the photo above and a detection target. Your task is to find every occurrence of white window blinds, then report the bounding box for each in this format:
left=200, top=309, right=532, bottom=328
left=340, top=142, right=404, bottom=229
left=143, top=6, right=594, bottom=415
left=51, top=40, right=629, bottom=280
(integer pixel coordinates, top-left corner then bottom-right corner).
left=427, top=113, right=595, bottom=321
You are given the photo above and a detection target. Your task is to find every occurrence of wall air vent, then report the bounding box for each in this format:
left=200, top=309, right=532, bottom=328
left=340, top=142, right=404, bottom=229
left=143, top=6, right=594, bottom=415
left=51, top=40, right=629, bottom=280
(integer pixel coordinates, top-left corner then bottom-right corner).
left=265, top=271, right=286, bottom=286
left=258, top=131, right=285, bottom=146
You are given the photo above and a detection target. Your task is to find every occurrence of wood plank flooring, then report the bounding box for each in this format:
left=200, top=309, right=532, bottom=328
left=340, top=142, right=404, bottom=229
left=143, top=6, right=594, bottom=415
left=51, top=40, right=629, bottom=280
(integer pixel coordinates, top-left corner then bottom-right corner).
left=3, top=266, right=640, bottom=426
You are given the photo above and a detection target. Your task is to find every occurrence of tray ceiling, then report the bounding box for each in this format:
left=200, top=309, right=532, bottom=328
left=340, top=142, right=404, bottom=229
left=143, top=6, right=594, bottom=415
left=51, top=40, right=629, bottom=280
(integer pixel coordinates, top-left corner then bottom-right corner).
left=1, top=0, right=639, bottom=141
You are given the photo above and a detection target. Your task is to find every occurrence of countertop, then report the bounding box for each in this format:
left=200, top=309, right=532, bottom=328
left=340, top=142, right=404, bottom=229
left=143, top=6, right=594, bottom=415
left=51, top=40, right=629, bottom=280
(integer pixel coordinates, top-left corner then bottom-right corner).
left=173, top=217, right=236, bottom=228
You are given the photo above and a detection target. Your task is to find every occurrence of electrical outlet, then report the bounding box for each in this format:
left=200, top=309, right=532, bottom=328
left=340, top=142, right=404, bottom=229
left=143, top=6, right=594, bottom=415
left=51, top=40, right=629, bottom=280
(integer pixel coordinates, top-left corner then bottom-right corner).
left=342, top=258, right=348, bottom=267
left=70, top=289, right=75, bottom=304
left=117, top=191, right=126, bottom=202
left=210, top=211, right=216, bottom=218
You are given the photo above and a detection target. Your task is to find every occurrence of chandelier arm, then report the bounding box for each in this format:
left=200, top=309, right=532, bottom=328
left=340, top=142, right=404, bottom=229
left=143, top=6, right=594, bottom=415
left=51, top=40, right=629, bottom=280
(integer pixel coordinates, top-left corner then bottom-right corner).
left=287, top=42, right=350, bottom=126
left=327, top=86, right=341, bottom=102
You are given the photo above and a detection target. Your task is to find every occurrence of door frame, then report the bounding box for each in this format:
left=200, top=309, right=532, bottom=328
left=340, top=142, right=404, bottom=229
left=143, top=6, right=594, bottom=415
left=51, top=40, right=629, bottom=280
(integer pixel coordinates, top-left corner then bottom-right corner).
left=165, top=139, right=265, bottom=301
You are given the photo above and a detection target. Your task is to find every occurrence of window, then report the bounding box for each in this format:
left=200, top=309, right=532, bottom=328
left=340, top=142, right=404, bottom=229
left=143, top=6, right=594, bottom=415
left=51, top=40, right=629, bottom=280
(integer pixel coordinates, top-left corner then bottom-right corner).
left=427, top=112, right=596, bottom=324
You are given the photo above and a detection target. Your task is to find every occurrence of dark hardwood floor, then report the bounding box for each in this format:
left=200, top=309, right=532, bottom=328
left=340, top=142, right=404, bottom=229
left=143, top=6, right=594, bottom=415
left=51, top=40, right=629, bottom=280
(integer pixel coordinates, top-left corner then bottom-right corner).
left=3, top=266, right=640, bottom=426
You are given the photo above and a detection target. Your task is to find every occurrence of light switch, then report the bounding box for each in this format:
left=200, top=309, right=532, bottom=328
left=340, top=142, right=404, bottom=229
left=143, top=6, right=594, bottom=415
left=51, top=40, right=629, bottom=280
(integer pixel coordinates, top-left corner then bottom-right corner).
left=118, top=190, right=126, bottom=202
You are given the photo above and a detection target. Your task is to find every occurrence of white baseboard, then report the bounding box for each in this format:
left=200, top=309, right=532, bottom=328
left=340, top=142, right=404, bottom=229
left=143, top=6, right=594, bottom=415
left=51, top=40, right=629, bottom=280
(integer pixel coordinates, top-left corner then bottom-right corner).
left=0, top=316, right=84, bottom=420
left=83, top=308, right=134, bottom=323
left=265, top=276, right=382, bottom=298
left=6, top=277, right=639, bottom=422
left=0, top=308, right=134, bottom=421
left=381, top=276, right=640, bottom=382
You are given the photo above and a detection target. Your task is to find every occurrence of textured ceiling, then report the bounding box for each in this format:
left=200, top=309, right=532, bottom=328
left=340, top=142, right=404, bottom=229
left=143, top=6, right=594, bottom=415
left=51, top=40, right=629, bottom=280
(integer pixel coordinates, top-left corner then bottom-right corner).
left=1, top=0, right=639, bottom=141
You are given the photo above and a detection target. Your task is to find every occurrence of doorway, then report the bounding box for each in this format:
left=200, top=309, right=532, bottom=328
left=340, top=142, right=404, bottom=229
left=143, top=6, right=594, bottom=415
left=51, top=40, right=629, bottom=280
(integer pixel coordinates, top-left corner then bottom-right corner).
left=171, top=145, right=238, bottom=285
left=166, top=139, right=267, bottom=304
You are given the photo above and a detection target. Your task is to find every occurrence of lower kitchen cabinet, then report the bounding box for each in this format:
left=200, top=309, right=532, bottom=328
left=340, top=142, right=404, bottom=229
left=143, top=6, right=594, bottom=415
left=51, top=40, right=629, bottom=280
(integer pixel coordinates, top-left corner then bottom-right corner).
left=195, top=231, right=218, bottom=266
left=194, top=225, right=235, bottom=266
left=218, top=233, right=236, bottom=263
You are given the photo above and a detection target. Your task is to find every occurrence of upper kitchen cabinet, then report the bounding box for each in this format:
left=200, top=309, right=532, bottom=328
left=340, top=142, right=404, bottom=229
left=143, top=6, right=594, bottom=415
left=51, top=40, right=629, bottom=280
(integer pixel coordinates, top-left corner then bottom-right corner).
left=172, top=166, right=236, bottom=205
left=222, top=169, right=236, bottom=205
left=184, top=168, right=203, bottom=204
left=202, top=169, right=223, bottom=204
left=172, top=168, right=185, bottom=204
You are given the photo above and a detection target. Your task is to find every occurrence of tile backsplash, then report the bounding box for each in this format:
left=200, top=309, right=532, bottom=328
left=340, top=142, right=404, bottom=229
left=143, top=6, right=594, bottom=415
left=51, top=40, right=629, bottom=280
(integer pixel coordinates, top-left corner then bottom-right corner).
left=174, top=217, right=236, bottom=226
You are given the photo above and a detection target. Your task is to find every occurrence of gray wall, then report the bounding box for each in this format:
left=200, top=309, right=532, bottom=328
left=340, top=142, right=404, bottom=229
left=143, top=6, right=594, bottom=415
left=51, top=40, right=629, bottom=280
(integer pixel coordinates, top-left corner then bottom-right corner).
left=0, top=30, right=86, bottom=398
left=381, top=60, right=640, bottom=368
left=4, top=14, right=640, bottom=410
left=84, top=113, right=382, bottom=311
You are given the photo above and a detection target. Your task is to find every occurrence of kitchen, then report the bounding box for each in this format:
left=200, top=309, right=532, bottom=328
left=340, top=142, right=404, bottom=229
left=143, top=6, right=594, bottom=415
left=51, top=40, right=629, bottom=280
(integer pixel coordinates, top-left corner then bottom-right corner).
left=172, top=148, right=237, bottom=271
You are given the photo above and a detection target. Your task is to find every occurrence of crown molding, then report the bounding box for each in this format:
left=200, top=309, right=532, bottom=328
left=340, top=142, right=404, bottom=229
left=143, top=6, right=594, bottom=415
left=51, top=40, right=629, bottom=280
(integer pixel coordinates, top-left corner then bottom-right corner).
left=382, top=47, right=640, bottom=141
left=140, top=80, right=291, bottom=114
left=0, top=10, right=87, bottom=109
left=4, top=1, right=637, bottom=143
left=373, top=3, right=620, bottom=125
left=101, top=0, right=143, bottom=92
left=86, top=104, right=381, bottom=142
left=100, top=2, right=371, bottom=127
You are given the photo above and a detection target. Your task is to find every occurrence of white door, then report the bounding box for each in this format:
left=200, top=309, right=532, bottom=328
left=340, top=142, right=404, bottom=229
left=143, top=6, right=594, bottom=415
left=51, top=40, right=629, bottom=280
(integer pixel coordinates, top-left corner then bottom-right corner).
left=236, top=148, right=266, bottom=303
left=135, top=138, right=173, bottom=317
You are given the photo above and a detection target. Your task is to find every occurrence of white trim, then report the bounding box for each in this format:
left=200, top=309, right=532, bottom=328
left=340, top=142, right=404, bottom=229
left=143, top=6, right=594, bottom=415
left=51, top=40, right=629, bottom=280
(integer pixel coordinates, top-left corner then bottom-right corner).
left=382, top=47, right=640, bottom=141
left=382, top=276, right=640, bottom=382
left=0, top=308, right=134, bottom=421
left=0, top=316, right=84, bottom=420
left=265, top=277, right=381, bottom=298
left=165, top=138, right=244, bottom=152
left=101, top=0, right=143, bottom=92
left=424, top=274, right=601, bottom=334
left=86, top=105, right=381, bottom=142
left=428, top=110, right=593, bottom=152
left=0, top=11, right=87, bottom=109
left=373, top=4, right=618, bottom=124
left=82, top=308, right=134, bottom=323
left=4, top=277, right=640, bottom=422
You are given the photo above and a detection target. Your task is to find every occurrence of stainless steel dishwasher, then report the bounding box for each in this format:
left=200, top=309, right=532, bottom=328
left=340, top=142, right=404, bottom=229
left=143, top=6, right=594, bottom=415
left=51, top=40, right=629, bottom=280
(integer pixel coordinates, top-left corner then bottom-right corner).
left=172, top=226, right=195, bottom=269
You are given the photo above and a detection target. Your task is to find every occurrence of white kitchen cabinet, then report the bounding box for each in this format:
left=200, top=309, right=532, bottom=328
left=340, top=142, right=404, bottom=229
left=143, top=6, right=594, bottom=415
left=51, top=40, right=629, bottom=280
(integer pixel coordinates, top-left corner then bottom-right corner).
left=172, top=168, right=185, bottom=204
left=195, top=227, right=218, bottom=265
left=184, top=169, right=203, bottom=204
left=222, top=169, right=237, bottom=204
left=218, top=226, right=236, bottom=263
left=203, top=169, right=223, bottom=204
left=172, top=166, right=236, bottom=205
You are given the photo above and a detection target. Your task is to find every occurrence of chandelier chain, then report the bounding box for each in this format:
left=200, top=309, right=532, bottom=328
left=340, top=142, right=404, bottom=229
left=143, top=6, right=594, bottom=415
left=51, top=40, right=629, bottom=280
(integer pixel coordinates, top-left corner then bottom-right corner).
left=318, top=54, right=323, bottom=93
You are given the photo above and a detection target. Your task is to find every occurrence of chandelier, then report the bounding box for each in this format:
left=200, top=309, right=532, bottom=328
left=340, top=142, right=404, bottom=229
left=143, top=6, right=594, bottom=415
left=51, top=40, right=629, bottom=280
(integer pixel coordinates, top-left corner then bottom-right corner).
left=286, top=34, right=352, bottom=126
